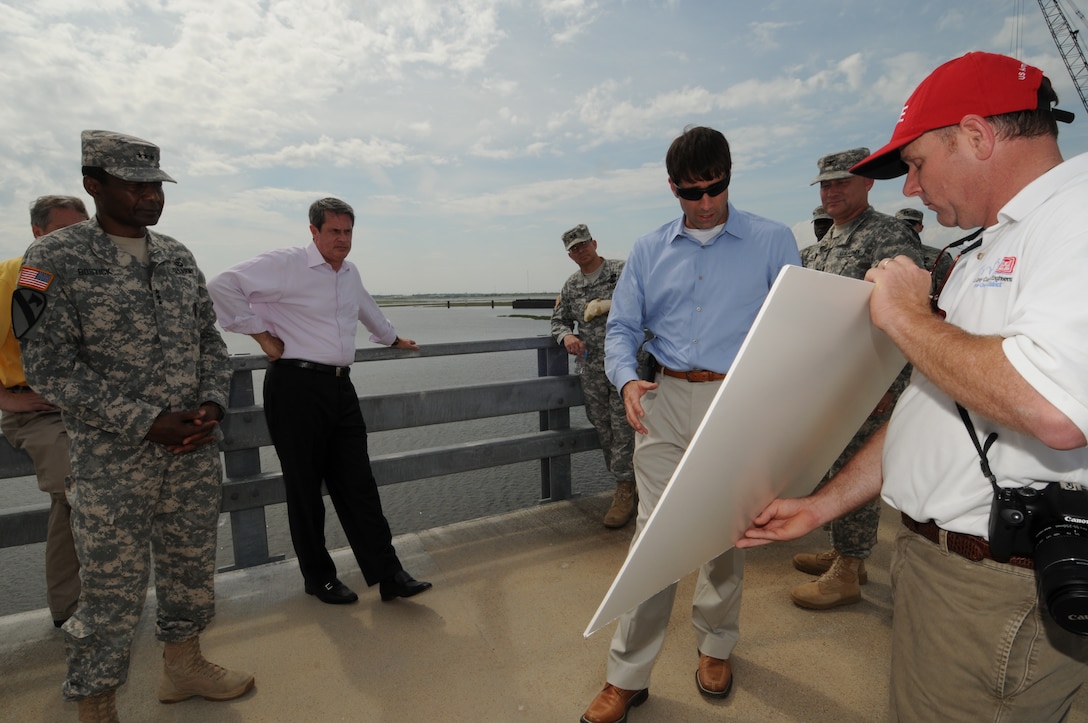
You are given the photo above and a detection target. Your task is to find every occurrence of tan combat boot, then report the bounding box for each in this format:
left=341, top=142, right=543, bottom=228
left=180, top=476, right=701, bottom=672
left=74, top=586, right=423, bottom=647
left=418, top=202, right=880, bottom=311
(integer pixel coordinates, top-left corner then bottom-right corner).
left=78, top=690, right=119, bottom=723
left=790, top=554, right=865, bottom=610
left=159, top=636, right=255, bottom=704
left=792, top=549, right=867, bottom=584
left=603, top=480, right=636, bottom=528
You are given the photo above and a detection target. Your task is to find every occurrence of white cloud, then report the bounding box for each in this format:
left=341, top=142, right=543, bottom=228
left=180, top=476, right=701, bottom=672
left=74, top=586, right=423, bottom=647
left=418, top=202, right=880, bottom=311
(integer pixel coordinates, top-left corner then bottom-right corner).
left=0, top=0, right=1085, bottom=292
left=749, top=20, right=798, bottom=50
left=539, top=0, right=601, bottom=43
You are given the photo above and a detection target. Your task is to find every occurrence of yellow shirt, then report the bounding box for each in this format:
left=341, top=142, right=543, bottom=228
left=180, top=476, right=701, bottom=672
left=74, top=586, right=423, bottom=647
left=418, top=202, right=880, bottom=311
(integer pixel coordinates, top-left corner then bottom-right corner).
left=0, top=256, right=28, bottom=388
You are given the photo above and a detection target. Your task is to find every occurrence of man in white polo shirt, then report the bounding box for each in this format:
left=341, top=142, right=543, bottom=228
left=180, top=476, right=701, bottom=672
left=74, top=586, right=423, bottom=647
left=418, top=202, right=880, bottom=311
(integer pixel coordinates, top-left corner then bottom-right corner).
left=740, top=52, right=1088, bottom=720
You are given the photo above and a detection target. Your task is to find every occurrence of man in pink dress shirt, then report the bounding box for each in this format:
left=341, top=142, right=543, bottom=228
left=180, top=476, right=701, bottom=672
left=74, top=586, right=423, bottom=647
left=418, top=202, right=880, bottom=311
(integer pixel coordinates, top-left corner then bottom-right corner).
left=208, top=197, right=431, bottom=605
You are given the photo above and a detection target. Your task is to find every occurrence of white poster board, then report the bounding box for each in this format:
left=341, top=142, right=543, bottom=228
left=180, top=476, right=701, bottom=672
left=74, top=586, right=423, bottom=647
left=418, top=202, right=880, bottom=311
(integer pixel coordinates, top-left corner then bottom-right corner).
left=584, top=265, right=906, bottom=636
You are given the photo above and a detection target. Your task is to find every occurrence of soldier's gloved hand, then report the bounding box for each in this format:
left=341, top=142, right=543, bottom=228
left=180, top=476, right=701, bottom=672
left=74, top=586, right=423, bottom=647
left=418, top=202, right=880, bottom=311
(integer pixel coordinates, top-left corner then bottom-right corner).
left=584, top=298, right=611, bottom=322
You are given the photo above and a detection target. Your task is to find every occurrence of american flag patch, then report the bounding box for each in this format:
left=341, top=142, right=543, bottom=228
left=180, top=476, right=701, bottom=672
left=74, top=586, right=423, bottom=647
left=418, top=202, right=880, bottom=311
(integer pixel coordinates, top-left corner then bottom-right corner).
left=18, top=266, right=53, bottom=291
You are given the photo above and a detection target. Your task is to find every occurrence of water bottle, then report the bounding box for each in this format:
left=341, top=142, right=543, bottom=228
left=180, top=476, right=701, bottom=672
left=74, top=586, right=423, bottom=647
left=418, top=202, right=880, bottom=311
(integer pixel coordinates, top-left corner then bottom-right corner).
left=574, top=351, right=588, bottom=374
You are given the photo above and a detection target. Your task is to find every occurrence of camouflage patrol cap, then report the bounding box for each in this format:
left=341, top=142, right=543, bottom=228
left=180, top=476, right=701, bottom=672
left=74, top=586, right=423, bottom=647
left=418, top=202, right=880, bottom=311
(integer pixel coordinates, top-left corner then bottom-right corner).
left=811, top=206, right=831, bottom=221
left=562, top=224, right=593, bottom=251
left=896, top=208, right=924, bottom=223
left=810, top=147, right=870, bottom=185
left=81, top=130, right=176, bottom=183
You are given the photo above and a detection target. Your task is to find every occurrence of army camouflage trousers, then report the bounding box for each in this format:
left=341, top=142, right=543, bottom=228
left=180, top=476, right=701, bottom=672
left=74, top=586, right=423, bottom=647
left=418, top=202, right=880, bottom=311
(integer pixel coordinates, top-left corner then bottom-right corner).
left=580, top=365, right=635, bottom=482
left=814, top=402, right=895, bottom=558
left=824, top=496, right=881, bottom=558
left=61, top=442, right=221, bottom=700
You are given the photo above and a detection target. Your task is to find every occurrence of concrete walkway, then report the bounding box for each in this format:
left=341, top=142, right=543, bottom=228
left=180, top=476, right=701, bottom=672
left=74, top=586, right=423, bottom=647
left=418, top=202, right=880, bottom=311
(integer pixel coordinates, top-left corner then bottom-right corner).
left=2, top=496, right=1086, bottom=722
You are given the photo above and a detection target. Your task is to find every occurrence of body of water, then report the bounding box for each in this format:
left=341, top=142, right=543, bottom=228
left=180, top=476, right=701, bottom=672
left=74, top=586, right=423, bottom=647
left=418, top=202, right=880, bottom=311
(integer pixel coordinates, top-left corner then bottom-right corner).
left=0, top=305, right=613, bottom=616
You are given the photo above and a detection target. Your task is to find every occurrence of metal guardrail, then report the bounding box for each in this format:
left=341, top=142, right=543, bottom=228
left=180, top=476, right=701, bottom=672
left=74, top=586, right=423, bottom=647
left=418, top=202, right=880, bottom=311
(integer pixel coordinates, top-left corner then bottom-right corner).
left=0, top=337, right=601, bottom=568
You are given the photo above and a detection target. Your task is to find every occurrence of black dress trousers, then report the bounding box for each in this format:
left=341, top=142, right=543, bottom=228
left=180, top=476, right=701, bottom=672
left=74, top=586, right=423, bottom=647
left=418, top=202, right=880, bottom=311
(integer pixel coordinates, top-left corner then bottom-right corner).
left=263, top=362, right=402, bottom=586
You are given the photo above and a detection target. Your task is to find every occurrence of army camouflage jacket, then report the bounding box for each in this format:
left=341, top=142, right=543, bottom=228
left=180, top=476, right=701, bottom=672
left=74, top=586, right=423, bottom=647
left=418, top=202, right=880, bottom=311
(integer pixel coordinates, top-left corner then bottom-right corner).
left=801, top=206, right=923, bottom=278
left=16, top=218, right=230, bottom=451
left=802, top=206, right=920, bottom=422
left=550, top=258, right=625, bottom=367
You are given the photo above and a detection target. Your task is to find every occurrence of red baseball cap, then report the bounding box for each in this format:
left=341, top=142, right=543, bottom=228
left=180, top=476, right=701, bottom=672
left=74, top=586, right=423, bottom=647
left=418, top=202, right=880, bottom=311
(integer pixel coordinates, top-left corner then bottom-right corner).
left=851, top=52, right=1049, bottom=179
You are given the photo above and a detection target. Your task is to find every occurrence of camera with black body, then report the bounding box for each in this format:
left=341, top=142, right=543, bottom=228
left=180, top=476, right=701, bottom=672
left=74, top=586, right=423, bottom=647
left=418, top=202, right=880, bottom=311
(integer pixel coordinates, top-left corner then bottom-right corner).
left=989, top=481, right=1088, bottom=635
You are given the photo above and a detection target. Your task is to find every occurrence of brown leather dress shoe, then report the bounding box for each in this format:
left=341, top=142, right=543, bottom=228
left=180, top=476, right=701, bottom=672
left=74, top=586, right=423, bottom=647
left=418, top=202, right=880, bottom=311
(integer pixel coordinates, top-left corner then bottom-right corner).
left=695, top=653, right=733, bottom=699
left=580, top=683, right=649, bottom=723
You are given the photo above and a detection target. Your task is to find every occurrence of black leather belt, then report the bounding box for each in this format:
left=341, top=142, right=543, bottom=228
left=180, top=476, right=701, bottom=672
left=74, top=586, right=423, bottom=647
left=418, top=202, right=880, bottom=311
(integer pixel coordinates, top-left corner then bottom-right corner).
left=275, top=359, right=351, bottom=377
left=901, top=513, right=1034, bottom=570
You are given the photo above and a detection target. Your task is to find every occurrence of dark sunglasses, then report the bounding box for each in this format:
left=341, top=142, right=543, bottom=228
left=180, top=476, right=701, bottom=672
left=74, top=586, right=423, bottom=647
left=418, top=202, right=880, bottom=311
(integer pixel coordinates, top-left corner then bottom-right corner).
left=674, top=177, right=729, bottom=201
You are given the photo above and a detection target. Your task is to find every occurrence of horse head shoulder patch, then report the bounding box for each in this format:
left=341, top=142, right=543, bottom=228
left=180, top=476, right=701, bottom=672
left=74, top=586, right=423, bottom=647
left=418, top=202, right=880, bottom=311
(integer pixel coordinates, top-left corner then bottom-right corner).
left=12, top=287, right=48, bottom=339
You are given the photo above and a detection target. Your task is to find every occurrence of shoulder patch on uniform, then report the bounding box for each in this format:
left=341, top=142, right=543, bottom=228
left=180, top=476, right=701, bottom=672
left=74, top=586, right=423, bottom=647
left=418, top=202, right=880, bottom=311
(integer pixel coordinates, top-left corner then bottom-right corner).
left=12, top=288, right=47, bottom=339
left=17, top=266, right=53, bottom=291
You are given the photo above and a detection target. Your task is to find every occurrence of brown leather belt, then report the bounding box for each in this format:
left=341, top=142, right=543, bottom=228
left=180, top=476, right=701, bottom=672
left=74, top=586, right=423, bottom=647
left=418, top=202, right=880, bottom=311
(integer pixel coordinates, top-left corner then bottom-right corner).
left=901, top=513, right=1034, bottom=570
left=657, top=365, right=726, bottom=383
left=275, top=359, right=351, bottom=377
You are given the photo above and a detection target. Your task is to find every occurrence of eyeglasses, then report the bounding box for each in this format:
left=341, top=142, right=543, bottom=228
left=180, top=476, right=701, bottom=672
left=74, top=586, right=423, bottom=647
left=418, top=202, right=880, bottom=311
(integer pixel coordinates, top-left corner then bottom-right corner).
left=929, top=228, right=983, bottom=318
left=673, top=177, right=729, bottom=201
left=567, top=241, right=591, bottom=254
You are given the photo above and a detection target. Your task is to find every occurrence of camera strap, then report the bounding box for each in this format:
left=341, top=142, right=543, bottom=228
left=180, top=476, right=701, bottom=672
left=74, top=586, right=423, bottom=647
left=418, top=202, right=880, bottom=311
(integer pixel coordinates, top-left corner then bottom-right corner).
left=956, top=402, right=1001, bottom=495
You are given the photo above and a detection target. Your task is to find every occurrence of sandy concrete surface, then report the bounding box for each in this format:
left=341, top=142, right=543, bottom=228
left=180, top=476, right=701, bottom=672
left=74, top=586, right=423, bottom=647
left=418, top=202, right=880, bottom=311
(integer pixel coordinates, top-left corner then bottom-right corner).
left=2, top=496, right=1086, bottom=722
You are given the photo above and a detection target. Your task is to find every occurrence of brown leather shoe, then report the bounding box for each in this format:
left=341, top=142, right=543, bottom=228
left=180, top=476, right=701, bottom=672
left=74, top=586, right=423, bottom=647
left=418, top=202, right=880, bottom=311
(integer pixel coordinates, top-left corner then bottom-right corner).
left=695, top=653, right=733, bottom=699
left=580, top=683, right=649, bottom=723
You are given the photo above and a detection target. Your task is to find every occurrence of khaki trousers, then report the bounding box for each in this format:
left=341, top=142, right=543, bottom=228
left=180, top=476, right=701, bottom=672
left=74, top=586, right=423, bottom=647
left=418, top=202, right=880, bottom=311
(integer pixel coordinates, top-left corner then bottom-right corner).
left=606, top=375, right=743, bottom=690
left=1, top=408, right=79, bottom=621
left=890, top=525, right=1088, bottom=721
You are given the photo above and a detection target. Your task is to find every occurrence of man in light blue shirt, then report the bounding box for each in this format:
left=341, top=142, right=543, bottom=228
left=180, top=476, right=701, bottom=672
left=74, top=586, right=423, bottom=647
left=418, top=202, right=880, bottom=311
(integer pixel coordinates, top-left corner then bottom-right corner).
left=582, top=126, right=800, bottom=723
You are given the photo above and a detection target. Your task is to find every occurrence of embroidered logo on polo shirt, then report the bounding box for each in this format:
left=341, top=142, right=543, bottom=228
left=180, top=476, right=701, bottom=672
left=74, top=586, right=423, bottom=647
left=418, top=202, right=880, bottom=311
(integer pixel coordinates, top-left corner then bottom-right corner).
left=972, top=255, right=1018, bottom=289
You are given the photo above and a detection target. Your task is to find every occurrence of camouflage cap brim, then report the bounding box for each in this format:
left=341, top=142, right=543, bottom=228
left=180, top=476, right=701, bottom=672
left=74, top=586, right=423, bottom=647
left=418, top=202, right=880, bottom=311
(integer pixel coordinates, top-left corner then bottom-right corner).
left=810, top=169, right=855, bottom=185
left=104, top=166, right=177, bottom=184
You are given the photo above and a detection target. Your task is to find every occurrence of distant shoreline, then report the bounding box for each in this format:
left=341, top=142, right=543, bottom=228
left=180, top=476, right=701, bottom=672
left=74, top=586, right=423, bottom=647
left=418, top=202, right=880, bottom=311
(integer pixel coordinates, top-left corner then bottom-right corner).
left=375, top=294, right=557, bottom=308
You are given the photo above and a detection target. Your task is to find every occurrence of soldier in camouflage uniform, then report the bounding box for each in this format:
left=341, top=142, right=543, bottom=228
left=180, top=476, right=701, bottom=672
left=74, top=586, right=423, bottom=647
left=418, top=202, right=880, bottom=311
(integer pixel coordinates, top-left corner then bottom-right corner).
left=792, top=148, right=923, bottom=610
left=897, top=207, right=955, bottom=284
left=811, top=205, right=832, bottom=241
left=551, top=224, right=636, bottom=528
left=15, top=131, right=254, bottom=722
left=895, top=207, right=925, bottom=236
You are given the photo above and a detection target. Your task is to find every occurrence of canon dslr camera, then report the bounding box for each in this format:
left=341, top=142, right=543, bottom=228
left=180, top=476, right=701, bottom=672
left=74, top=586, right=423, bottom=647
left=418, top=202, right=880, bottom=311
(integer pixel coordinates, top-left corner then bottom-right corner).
left=989, top=481, right=1088, bottom=635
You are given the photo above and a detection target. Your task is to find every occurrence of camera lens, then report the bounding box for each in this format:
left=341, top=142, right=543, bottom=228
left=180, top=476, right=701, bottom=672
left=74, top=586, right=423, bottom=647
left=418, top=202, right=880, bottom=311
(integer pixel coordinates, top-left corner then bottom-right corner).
left=1035, top=531, right=1088, bottom=636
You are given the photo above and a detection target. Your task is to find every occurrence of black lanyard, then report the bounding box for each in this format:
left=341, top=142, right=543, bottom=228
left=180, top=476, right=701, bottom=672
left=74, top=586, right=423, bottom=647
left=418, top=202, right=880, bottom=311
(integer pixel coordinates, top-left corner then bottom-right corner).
left=956, top=402, right=1001, bottom=495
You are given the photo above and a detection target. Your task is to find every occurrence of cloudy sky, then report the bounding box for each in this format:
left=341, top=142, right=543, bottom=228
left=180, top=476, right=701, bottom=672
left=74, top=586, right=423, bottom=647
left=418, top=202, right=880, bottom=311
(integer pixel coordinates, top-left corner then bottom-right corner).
left=2, top=0, right=1087, bottom=295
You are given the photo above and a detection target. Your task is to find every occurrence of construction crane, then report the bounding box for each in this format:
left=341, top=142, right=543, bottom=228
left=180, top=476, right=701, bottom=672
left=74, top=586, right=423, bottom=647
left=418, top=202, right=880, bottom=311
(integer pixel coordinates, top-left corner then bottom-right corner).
left=1037, top=0, right=1088, bottom=113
